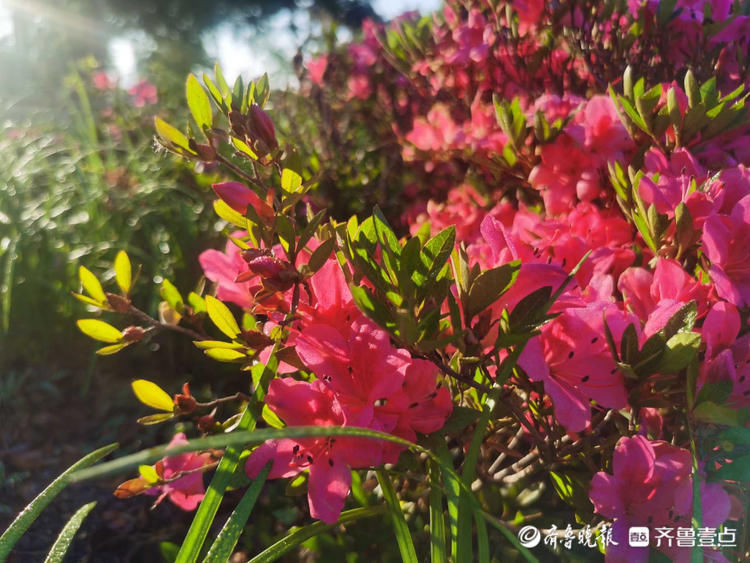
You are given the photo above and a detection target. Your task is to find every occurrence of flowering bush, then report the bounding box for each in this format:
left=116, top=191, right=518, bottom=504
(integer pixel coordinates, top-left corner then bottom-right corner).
left=3, top=1, right=750, bottom=561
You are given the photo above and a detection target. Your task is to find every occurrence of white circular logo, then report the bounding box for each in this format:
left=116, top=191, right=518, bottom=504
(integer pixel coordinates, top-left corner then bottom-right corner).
left=517, top=525, right=541, bottom=548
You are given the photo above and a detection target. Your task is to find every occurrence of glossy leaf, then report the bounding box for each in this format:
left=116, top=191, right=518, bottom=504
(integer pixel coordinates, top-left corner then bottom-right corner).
left=114, top=251, right=132, bottom=295
left=76, top=319, right=123, bottom=343
left=131, top=379, right=174, bottom=412
left=206, top=295, right=241, bottom=339
left=186, top=74, right=213, bottom=132
left=79, top=265, right=106, bottom=303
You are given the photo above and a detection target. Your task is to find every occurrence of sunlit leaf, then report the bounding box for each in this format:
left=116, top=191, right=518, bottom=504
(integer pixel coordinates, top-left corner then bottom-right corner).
left=114, top=251, right=132, bottom=295
left=186, top=74, right=213, bottom=131
left=131, top=379, right=174, bottom=412
left=281, top=168, right=303, bottom=193
left=206, top=295, right=241, bottom=339
left=79, top=266, right=106, bottom=303
left=76, top=319, right=123, bottom=343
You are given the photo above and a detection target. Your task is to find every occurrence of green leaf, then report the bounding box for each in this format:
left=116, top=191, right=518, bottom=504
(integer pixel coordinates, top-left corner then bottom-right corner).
left=466, top=262, right=520, bottom=320
left=261, top=404, right=284, bottom=429
left=213, top=200, right=248, bottom=229
left=203, top=463, right=271, bottom=563
left=205, top=295, right=241, bottom=339
left=114, top=251, right=132, bottom=295
left=96, top=342, right=130, bottom=356
left=0, top=443, right=117, bottom=561
left=131, top=379, right=174, bottom=412
left=248, top=506, right=387, bottom=563
left=709, top=454, right=750, bottom=482
left=280, top=168, right=303, bottom=193
left=376, top=469, right=418, bottom=562
left=154, top=117, right=196, bottom=154
left=439, top=406, right=480, bottom=435
left=428, top=461, right=447, bottom=563
left=79, top=265, right=106, bottom=303
left=656, top=332, right=700, bottom=373
left=693, top=401, right=745, bottom=426
left=204, top=348, right=247, bottom=362
left=186, top=74, right=213, bottom=132
left=620, top=323, right=640, bottom=366
left=193, top=340, right=244, bottom=350
left=43, top=501, right=97, bottom=563
left=137, top=413, right=175, bottom=425
left=695, top=380, right=733, bottom=406
left=159, top=279, right=184, bottom=314
left=306, top=237, right=335, bottom=273
left=421, top=227, right=456, bottom=285
left=508, top=286, right=553, bottom=330
left=76, top=319, right=123, bottom=343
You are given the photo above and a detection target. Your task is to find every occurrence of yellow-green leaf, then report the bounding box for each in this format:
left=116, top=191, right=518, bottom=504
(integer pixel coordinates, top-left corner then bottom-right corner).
left=114, top=251, right=132, bottom=295
left=76, top=319, right=123, bottom=343
left=231, top=136, right=258, bottom=160
left=186, top=74, right=213, bottom=131
left=154, top=117, right=195, bottom=153
left=213, top=200, right=248, bottom=229
left=96, top=342, right=130, bottom=356
left=79, top=266, right=106, bottom=303
left=281, top=168, right=302, bottom=193
left=205, top=295, right=241, bottom=338
left=72, top=292, right=104, bottom=308
left=262, top=404, right=285, bottom=429
left=205, top=348, right=247, bottom=362
left=137, top=413, right=174, bottom=425
left=193, top=340, right=244, bottom=350
left=131, top=379, right=174, bottom=412
left=138, top=464, right=160, bottom=484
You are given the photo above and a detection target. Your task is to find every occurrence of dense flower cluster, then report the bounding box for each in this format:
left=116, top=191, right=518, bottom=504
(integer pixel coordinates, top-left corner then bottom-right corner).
left=76, top=0, right=750, bottom=560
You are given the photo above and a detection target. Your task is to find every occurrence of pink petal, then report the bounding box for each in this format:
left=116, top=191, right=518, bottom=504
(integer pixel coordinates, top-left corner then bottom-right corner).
left=307, top=456, right=352, bottom=523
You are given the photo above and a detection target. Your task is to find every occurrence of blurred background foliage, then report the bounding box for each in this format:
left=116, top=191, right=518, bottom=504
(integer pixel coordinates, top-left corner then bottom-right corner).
left=0, top=0, right=419, bottom=372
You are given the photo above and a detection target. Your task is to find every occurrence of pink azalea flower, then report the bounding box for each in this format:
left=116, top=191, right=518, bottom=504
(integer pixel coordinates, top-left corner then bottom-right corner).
left=145, top=433, right=213, bottom=511
left=307, top=55, right=328, bottom=85
left=245, top=379, right=383, bottom=523
left=617, top=258, right=711, bottom=334
left=702, top=194, right=750, bottom=307
left=92, top=71, right=114, bottom=90
left=129, top=80, right=158, bottom=107
left=199, top=232, right=255, bottom=308
left=590, top=435, right=730, bottom=562
left=701, top=302, right=750, bottom=407
left=518, top=303, right=636, bottom=431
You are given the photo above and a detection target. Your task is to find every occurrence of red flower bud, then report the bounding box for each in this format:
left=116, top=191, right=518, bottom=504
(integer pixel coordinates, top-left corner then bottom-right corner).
left=248, top=103, right=278, bottom=151
left=212, top=182, right=274, bottom=222
left=121, top=326, right=146, bottom=342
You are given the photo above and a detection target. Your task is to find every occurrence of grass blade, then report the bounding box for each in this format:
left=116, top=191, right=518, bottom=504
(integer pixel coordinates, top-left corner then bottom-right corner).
left=428, top=461, right=447, bottom=563
left=175, top=407, right=255, bottom=563
left=43, top=501, right=97, bottom=563
left=376, top=469, right=418, bottom=562
left=176, top=356, right=278, bottom=563
left=482, top=513, right=539, bottom=563
left=203, top=462, right=272, bottom=562
left=475, top=509, right=489, bottom=563
left=0, top=443, right=117, bottom=562
left=249, top=505, right=387, bottom=563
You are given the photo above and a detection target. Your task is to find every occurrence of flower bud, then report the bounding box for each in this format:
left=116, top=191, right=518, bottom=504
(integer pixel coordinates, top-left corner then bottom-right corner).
left=121, top=326, right=146, bottom=342
left=106, top=292, right=131, bottom=313
left=248, top=103, right=278, bottom=151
